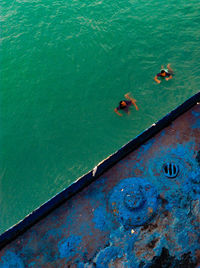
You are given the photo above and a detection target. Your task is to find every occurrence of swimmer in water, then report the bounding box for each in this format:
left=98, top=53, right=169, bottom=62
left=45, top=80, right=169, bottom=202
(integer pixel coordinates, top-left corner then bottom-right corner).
left=154, top=64, right=174, bottom=84
left=114, top=93, right=139, bottom=116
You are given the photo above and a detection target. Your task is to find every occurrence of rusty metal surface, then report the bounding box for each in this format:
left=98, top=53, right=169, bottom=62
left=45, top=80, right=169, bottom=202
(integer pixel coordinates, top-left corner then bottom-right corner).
left=0, top=103, right=200, bottom=267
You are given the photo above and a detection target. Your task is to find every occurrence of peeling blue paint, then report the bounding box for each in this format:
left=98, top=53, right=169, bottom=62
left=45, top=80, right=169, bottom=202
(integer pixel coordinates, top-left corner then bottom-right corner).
left=93, top=206, right=112, bottom=231
left=0, top=98, right=199, bottom=267
left=192, top=115, right=200, bottom=129
left=77, top=262, right=85, bottom=268
left=95, top=246, right=124, bottom=268
left=109, top=177, right=158, bottom=228
left=148, top=142, right=199, bottom=186
left=140, top=138, right=155, bottom=153
left=0, top=251, right=24, bottom=268
left=109, top=226, right=140, bottom=259
left=58, top=235, right=81, bottom=260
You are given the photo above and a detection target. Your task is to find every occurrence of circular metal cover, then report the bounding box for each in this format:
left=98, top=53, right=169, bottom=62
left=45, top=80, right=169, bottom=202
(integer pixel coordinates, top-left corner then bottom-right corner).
left=162, top=162, right=179, bottom=178
left=109, top=177, right=158, bottom=228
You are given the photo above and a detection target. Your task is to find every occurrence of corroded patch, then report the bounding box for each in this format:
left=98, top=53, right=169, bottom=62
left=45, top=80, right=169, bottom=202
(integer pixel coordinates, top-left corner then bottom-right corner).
left=109, top=177, right=158, bottom=228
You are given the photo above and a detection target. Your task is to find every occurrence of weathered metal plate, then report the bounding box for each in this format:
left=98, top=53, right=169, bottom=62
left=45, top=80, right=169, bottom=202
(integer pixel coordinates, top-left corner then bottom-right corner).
left=0, top=98, right=199, bottom=267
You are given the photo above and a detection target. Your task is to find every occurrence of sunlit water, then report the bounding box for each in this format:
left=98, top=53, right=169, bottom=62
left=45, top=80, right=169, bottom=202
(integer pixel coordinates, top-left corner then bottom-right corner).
left=0, top=0, right=199, bottom=233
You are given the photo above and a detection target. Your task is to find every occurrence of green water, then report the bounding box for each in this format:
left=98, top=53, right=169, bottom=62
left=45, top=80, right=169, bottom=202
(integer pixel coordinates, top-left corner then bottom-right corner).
left=0, top=0, right=199, bottom=233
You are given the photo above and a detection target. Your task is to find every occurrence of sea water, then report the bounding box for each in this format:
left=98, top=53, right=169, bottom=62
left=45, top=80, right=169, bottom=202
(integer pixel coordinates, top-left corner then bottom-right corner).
left=0, top=0, right=199, bottom=233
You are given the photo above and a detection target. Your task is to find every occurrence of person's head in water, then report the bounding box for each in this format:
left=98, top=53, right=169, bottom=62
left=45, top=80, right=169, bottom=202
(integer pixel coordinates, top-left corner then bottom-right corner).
left=160, top=70, right=167, bottom=77
left=119, top=101, right=127, bottom=109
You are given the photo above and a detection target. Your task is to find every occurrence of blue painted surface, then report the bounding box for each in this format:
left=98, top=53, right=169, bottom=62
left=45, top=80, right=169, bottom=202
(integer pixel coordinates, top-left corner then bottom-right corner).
left=93, top=206, right=113, bottom=231
left=0, top=92, right=199, bottom=252
left=58, top=235, right=82, bottom=260
left=0, top=96, right=199, bottom=267
left=109, top=177, right=158, bottom=228
left=192, top=110, right=200, bottom=129
left=0, top=250, right=24, bottom=268
left=96, top=246, right=124, bottom=268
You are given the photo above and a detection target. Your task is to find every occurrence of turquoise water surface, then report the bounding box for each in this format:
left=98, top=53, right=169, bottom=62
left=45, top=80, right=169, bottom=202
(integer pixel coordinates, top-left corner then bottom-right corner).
left=0, top=0, right=199, bottom=233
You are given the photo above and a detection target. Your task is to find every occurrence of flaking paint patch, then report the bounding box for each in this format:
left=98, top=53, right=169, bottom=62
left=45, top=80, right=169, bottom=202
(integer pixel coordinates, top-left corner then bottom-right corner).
left=93, top=206, right=113, bottom=231
left=191, top=111, right=200, bottom=129
left=58, top=235, right=81, bottom=260
left=140, top=138, right=155, bottom=154
left=109, top=177, right=158, bottom=228
left=95, top=246, right=124, bottom=268
left=0, top=250, right=24, bottom=268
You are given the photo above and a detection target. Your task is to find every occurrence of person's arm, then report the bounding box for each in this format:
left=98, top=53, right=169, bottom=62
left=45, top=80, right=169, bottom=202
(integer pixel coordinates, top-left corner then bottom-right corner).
left=154, top=75, right=161, bottom=84
left=125, top=93, right=139, bottom=111
left=114, top=108, right=123, bottom=116
left=165, top=75, right=173, bottom=81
